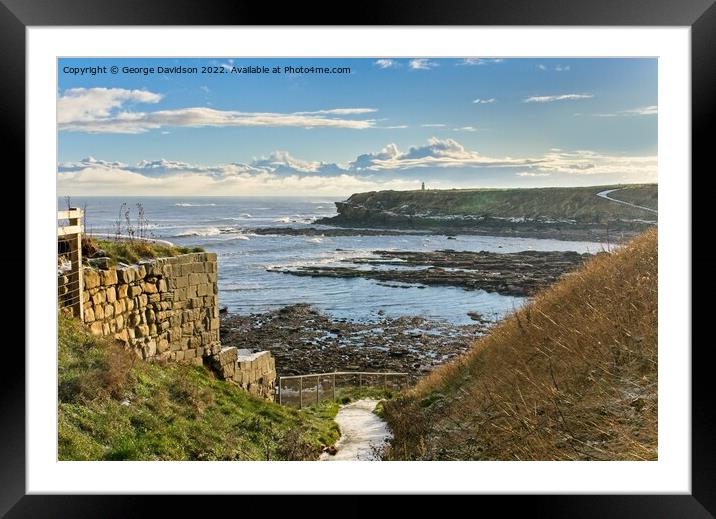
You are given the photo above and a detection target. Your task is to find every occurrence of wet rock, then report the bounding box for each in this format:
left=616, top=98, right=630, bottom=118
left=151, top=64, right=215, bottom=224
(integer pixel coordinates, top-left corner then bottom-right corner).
left=220, top=304, right=490, bottom=379
left=270, top=249, right=593, bottom=297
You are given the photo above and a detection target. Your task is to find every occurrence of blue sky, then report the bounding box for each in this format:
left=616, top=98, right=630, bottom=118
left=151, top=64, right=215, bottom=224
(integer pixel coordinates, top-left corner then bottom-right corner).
left=57, top=57, right=657, bottom=196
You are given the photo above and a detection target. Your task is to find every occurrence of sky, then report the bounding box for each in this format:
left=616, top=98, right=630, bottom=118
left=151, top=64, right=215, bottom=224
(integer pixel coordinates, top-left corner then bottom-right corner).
left=57, top=57, right=657, bottom=196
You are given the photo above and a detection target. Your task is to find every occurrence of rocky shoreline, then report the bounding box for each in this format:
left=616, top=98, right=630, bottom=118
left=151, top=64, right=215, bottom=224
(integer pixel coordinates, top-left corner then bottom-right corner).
left=219, top=304, right=491, bottom=379
left=268, top=249, right=594, bottom=297
left=245, top=222, right=646, bottom=242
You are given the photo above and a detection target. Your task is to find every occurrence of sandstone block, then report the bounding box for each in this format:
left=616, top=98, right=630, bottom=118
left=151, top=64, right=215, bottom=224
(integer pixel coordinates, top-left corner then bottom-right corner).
left=84, top=307, right=95, bottom=323
left=157, top=279, right=167, bottom=292
left=101, top=269, right=118, bottom=286
left=89, top=321, right=103, bottom=335
left=142, top=282, right=158, bottom=294
left=84, top=270, right=100, bottom=289
left=117, top=267, right=135, bottom=284
left=197, top=284, right=210, bottom=297
left=136, top=324, right=149, bottom=338
left=94, top=304, right=105, bottom=320
left=117, top=284, right=128, bottom=298
left=157, top=337, right=170, bottom=353
left=145, top=339, right=157, bottom=358
left=148, top=294, right=161, bottom=303
left=102, top=322, right=110, bottom=335
left=162, top=265, right=173, bottom=277
left=136, top=265, right=147, bottom=279
left=91, top=290, right=105, bottom=305
left=129, top=285, right=142, bottom=297
left=115, top=314, right=124, bottom=329
left=106, top=286, right=116, bottom=303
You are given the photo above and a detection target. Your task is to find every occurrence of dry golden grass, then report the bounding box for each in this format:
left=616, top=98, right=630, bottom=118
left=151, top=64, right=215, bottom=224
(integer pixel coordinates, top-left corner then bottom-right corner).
left=384, top=228, right=657, bottom=460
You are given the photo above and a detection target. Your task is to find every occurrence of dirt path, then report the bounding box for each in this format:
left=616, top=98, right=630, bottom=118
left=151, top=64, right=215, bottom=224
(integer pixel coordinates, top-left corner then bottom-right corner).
left=319, top=399, right=391, bottom=461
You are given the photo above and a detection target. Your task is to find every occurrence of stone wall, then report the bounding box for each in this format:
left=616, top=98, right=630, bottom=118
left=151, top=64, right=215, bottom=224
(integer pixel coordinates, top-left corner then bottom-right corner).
left=80, top=252, right=221, bottom=364
left=211, top=347, right=276, bottom=399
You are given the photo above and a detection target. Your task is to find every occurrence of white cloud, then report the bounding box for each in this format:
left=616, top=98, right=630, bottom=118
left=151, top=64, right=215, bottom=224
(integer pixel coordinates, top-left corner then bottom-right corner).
left=516, top=171, right=551, bottom=177
left=532, top=150, right=657, bottom=179
left=420, top=123, right=446, bottom=127
left=57, top=88, right=378, bottom=133
left=624, top=105, right=657, bottom=115
left=453, top=126, right=478, bottom=132
left=537, top=64, right=547, bottom=71
left=523, top=93, right=594, bottom=103
left=58, top=138, right=657, bottom=195
left=294, top=108, right=378, bottom=115
left=409, top=59, right=438, bottom=70
left=577, top=105, right=658, bottom=117
left=383, top=125, right=409, bottom=129
left=57, top=88, right=162, bottom=125
left=57, top=165, right=421, bottom=197
left=199, top=86, right=210, bottom=94
left=374, top=59, right=397, bottom=69
left=472, top=98, right=496, bottom=104
left=459, top=58, right=504, bottom=66
left=555, top=65, right=570, bottom=72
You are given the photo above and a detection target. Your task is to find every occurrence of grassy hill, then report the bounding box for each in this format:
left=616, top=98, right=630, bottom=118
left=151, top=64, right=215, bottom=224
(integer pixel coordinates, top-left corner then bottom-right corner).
left=335, top=184, right=657, bottom=221
left=58, top=314, right=340, bottom=460
left=383, top=228, right=657, bottom=460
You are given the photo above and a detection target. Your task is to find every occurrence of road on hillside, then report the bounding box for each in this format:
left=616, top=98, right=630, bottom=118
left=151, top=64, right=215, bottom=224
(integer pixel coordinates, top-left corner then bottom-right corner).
left=596, top=188, right=658, bottom=214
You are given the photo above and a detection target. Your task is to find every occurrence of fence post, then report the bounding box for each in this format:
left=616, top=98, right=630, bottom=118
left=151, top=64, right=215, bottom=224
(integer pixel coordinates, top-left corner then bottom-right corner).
left=299, top=376, right=303, bottom=409
left=384, top=373, right=387, bottom=391
left=332, top=373, right=336, bottom=401
left=278, top=377, right=282, bottom=405
left=58, top=208, right=84, bottom=321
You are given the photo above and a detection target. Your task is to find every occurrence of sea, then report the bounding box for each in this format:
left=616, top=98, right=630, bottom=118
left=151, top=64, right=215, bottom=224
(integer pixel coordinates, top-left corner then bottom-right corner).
left=62, top=196, right=608, bottom=325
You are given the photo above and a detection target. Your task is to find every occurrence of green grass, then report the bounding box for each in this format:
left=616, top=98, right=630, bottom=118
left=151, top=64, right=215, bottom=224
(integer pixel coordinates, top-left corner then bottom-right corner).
left=58, top=314, right=340, bottom=460
left=344, top=184, right=658, bottom=221
left=84, top=237, right=204, bottom=265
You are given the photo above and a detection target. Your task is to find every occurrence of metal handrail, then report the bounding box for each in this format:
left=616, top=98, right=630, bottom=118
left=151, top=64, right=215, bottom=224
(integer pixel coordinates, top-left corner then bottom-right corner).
left=277, top=371, right=409, bottom=408
left=279, top=371, right=408, bottom=381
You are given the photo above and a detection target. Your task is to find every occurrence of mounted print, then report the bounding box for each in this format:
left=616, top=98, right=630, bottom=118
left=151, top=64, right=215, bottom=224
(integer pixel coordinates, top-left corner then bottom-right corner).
left=56, top=56, right=658, bottom=462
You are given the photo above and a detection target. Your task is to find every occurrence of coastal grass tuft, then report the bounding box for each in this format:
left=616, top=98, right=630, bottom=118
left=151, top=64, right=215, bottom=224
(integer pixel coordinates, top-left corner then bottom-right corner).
left=383, top=228, right=658, bottom=460
left=84, top=237, right=204, bottom=265
left=58, top=314, right=340, bottom=460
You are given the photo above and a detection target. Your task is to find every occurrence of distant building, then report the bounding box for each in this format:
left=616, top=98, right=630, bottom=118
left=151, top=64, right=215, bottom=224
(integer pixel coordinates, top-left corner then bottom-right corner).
left=421, top=182, right=425, bottom=191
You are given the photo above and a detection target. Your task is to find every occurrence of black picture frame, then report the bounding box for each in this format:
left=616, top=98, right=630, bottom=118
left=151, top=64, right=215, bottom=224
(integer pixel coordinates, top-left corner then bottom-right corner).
left=4, top=0, right=705, bottom=515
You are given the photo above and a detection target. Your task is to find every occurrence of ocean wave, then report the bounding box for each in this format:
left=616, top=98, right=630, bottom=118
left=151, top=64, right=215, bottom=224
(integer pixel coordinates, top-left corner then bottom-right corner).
left=174, top=227, right=222, bottom=237
left=174, top=203, right=217, bottom=207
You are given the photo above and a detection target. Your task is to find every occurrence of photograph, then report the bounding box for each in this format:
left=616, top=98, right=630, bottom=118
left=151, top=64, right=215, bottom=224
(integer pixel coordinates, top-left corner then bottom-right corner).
left=56, top=56, right=658, bottom=462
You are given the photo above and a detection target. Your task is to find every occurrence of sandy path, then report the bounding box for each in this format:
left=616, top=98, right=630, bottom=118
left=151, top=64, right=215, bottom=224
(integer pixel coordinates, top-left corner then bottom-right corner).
left=319, top=399, right=391, bottom=461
